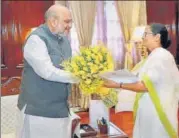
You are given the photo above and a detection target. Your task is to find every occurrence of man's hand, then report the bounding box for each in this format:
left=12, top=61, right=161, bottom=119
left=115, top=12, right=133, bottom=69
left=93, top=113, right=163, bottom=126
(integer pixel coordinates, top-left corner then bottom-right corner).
left=70, top=75, right=80, bottom=84
left=64, top=71, right=80, bottom=84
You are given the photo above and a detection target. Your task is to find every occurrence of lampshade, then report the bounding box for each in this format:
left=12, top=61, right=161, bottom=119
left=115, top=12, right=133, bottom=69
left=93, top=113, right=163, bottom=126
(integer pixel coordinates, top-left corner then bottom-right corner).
left=25, top=27, right=37, bottom=39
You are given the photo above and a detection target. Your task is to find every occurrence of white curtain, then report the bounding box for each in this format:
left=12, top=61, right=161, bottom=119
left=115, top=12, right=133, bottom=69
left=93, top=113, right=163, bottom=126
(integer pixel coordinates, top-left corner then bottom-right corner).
left=105, top=1, right=125, bottom=69
left=69, top=1, right=126, bottom=108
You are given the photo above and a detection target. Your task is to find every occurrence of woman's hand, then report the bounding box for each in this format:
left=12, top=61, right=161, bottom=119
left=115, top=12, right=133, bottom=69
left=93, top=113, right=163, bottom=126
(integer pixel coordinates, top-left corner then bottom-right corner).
left=103, top=79, right=147, bottom=92
left=103, top=79, right=120, bottom=88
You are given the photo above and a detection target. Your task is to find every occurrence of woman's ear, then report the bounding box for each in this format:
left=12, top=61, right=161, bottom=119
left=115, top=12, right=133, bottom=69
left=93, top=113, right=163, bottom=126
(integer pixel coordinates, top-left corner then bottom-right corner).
left=155, top=34, right=161, bottom=42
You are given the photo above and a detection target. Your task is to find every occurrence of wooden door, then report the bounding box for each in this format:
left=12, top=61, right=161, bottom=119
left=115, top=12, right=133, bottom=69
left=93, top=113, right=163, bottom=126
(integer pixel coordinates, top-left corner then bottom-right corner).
left=1, top=1, right=53, bottom=96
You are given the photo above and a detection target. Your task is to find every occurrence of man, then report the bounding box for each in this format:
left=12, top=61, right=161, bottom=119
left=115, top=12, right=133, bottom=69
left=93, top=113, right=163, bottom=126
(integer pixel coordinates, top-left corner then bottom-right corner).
left=16, top=4, right=79, bottom=138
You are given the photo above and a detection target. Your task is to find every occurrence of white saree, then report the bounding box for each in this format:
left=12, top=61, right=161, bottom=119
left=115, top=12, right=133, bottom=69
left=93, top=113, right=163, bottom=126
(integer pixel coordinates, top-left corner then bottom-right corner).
left=133, top=47, right=179, bottom=138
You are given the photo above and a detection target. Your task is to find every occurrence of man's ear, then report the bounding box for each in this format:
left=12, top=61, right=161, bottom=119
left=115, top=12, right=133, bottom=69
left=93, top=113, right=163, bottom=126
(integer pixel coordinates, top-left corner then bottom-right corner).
left=50, top=17, right=57, bottom=28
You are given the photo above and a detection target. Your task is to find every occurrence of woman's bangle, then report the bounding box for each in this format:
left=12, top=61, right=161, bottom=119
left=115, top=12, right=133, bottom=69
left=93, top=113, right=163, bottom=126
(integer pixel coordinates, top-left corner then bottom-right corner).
left=120, top=83, right=123, bottom=88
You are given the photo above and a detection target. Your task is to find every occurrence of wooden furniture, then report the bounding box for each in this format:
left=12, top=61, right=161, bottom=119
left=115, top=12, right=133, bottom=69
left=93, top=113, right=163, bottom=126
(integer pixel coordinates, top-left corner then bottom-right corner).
left=80, top=122, right=128, bottom=138
left=77, top=109, right=134, bottom=138
left=1, top=77, right=21, bottom=96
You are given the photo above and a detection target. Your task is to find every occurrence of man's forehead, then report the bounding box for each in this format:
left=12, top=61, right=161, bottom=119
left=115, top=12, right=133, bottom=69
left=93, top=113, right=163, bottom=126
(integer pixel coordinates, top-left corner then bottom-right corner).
left=58, top=10, right=71, bottom=17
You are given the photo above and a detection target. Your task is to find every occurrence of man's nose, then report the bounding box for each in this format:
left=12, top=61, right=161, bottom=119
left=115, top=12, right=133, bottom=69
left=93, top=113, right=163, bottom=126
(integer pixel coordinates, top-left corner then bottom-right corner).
left=68, top=23, right=72, bottom=29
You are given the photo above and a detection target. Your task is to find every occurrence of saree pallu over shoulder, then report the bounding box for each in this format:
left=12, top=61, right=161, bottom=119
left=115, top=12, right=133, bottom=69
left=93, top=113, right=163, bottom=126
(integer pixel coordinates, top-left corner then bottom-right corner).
left=131, top=58, right=147, bottom=73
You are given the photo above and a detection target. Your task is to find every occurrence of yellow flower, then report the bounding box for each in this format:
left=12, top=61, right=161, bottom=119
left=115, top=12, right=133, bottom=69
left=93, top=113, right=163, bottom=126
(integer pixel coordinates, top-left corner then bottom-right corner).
left=86, top=74, right=92, bottom=78
left=107, top=62, right=114, bottom=70
left=92, top=47, right=99, bottom=54
left=97, top=87, right=110, bottom=96
left=91, top=66, right=98, bottom=73
left=91, top=54, right=96, bottom=58
left=84, top=50, right=91, bottom=55
left=85, top=79, right=92, bottom=85
left=73, top=68, right=79, bottom=73
left=87, top=62, right=93, bottom=66
left=92, top=74, right=98, bottom=78
left=99, top=64, right=104, bottom=70
left=81, top=61, right=86, bottom=66
left=87, top=56, right=92, bottom=62
left=94, top=59, right=100, bottom=64
left=98, top=54, right=103, bottom=61
left=79, top=71, right=86, bottom=75
left=62, top=44, right=115, bottom=99
left=82, top=75, right=86, bottom=80
left=83, top=67, right=88, bottom=72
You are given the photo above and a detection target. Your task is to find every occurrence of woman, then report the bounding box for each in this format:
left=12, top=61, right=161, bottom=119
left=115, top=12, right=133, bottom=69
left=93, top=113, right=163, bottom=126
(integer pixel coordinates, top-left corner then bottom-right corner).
left=103, top=23, right=179, bottom=138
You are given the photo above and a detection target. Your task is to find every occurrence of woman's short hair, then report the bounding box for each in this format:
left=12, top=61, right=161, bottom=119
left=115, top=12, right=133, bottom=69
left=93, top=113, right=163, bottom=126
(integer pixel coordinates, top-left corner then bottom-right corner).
left=150, top=23, right=171, bottom=49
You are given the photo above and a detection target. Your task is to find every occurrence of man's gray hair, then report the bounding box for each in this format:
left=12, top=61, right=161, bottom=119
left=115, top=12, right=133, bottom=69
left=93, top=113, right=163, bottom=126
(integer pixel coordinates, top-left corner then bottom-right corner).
left=44, top=4, right=65, bottom=21
left=44, top=9, right=58, bottom=21
left=44, top=4, right=69, bottom=22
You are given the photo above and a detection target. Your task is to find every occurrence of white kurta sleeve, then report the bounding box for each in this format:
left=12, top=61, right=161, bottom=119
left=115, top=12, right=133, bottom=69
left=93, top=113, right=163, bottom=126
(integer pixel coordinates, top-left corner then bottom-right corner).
left=24, top=35, right=79, bottom=83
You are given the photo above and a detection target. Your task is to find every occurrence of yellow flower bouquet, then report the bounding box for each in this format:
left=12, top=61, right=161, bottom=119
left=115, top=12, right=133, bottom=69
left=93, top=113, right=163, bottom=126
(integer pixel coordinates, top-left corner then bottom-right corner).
left=61, top=45, right=118, bottom=108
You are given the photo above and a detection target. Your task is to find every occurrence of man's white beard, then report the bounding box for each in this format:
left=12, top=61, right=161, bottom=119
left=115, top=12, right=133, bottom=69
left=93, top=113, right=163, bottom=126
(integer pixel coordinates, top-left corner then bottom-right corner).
left=57, top=32, right=66, bottom=37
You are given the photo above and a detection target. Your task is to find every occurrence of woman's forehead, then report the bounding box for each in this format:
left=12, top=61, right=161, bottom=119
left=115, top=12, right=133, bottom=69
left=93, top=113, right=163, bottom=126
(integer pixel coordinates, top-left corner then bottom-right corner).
left=145, top=26, right=151, bottom=32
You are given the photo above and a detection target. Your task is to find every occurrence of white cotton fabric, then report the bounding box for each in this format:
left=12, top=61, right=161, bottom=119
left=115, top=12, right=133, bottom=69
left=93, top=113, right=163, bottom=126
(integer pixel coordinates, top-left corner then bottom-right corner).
left=133, top=47, right=179, bottom=138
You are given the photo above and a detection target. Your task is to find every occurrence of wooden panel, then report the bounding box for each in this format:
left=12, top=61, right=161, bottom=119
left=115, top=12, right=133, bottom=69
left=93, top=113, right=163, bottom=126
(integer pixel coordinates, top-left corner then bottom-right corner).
left=1, top=1, right=54, bottom=77
left=146, top=1, right=177, bottom=57
left=1, top=1, right=54, bottom=96
left=176, top=1, right=179, bottom=64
